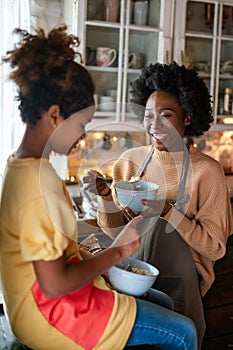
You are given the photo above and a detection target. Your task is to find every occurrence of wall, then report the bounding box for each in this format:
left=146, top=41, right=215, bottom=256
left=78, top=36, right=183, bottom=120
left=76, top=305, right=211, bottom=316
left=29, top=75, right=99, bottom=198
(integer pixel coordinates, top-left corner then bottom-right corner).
left=193, top=130, right=233, bottom=173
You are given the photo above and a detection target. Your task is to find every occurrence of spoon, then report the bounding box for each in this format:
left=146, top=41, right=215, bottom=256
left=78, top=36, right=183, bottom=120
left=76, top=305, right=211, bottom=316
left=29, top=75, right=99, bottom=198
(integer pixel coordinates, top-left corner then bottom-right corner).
left=129, top=176, right=141, bottom=183
left=129, top=146, right=155, bottom=183
left=125, top=263, right=131, bottom=271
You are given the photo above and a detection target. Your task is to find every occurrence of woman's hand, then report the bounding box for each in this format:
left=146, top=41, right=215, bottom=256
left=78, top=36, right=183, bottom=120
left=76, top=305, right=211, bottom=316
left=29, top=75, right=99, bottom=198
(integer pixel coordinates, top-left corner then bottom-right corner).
left=141, top=199, right=173, bottom=218
left=82, top=169, right=111, bottom=196
left=120, top=200, right=172, bottom=221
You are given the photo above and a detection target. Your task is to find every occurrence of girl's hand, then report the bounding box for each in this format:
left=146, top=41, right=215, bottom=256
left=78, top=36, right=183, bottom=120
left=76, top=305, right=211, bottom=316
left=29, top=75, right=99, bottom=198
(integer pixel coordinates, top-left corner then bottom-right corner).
left=82, top=169, right=111, bottom=196
left=79, top=246, right=93, bottom=260
left=110, top=215, right=143, bottom=259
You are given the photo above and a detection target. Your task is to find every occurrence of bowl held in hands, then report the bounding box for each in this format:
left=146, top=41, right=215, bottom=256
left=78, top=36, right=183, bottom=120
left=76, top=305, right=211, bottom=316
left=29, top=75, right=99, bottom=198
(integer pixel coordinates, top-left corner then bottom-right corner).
left=115, top=180, right=159, bottom=213
left=108, top=257, right=159, bottom=296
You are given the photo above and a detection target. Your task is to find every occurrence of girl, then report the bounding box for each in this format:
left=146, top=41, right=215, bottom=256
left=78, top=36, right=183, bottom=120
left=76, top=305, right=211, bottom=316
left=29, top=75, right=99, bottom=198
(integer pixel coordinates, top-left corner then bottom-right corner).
left=0, top=26, right=197, bottom=350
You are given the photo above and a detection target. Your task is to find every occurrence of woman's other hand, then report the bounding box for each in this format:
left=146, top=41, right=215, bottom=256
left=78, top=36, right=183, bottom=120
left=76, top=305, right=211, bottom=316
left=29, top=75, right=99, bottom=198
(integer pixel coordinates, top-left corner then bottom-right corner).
left=82, top=169, right=111, bottom=196
left=120, top=200, right=172, bottom=221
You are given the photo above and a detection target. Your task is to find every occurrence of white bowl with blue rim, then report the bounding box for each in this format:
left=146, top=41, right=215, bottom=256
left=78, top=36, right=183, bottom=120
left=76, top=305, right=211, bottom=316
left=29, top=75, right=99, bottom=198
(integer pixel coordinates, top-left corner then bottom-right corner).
left=108, top=257, right=159, bottom=297
left=115, top=180, right=159, bottom=213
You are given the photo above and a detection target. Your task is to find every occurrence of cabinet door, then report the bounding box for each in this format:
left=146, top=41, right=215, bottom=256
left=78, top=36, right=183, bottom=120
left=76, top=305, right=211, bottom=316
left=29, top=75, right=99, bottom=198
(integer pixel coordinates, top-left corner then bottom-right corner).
left=75, top=0, right=123, bottom=130
left=71, top=0, right=174, bottom=131
left=173, top=0, right=233, bottom=130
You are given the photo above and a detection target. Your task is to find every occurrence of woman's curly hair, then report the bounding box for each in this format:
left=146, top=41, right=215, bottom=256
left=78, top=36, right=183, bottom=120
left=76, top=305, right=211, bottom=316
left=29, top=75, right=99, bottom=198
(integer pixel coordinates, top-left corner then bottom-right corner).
left=2, top=25, right=94, bottom=126
left=130, top=61, right=213, bottom=137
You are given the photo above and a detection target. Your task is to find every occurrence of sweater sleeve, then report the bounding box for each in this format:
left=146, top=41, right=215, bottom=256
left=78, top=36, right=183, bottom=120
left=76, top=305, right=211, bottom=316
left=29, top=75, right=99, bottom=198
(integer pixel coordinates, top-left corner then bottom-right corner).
left=97, top=191, right=125, bottom=238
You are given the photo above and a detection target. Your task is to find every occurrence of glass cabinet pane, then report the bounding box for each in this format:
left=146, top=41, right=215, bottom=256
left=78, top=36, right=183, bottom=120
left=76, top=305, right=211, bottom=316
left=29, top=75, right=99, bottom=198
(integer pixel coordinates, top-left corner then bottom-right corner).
left=221, top=5, right=233, bottom=36
left=186, top=1, right=216, bottom=34
left=128, top=30, right=160, bottom=67
left=186, top=37, right=213, bottom=73
left=178, top=0, right=233, bottom=126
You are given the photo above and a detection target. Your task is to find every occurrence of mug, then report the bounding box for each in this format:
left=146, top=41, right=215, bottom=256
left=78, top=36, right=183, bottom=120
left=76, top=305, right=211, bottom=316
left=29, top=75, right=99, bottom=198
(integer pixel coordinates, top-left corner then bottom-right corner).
left=104, top=0, right=120, bottom=22
left=128, top=52, right=144, bottom=69
left=96, top=47, right=117, bottom=67
left=134, top=1, right=149, bottom=26
left=86, top=47, right=96, bottom=65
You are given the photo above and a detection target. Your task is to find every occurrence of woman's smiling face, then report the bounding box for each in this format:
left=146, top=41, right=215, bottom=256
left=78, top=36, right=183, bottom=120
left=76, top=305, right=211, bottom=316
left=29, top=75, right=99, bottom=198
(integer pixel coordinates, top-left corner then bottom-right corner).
left=143, top=91, right=190, bottom=152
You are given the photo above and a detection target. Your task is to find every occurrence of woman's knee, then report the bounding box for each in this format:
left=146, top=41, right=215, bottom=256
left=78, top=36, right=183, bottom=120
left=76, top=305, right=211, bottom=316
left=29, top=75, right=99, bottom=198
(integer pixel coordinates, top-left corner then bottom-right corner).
left=145, top=288, right=174, bottom=310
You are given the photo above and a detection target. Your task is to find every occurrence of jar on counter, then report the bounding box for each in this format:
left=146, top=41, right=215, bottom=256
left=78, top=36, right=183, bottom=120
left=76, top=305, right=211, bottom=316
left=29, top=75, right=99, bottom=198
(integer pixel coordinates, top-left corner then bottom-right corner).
left=223, top=88, right=232, bottom=115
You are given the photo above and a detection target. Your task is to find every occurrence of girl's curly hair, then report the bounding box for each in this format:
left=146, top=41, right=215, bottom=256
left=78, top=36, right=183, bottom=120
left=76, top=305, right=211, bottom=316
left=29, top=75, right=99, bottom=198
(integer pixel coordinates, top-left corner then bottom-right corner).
left=130, top=61, right=213, bottom=137
left=2, top=25, right=94, bottom=126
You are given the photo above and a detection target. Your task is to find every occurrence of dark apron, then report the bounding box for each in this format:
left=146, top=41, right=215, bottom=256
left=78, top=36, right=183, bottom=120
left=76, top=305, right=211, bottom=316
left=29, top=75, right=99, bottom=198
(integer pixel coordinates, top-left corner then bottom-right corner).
left=132, top=146, right=205, bottom=350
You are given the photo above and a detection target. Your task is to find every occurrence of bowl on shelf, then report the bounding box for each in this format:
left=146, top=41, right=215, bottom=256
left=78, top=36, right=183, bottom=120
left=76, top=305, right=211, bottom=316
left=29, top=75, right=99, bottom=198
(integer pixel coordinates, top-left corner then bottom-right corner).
left=108, top=257, right=159, bottom=296
left=221, top=60, right=233, bottom=74
left=115, top=180, right=159, bottom=213
left=98, top=95, right=116, bottom=112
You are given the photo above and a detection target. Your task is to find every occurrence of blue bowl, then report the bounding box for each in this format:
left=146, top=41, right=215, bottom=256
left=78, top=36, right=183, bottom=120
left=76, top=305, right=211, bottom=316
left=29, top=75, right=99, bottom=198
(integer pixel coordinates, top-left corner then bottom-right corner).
left=115, top=180, right=159, bottom=213
left=108, top=257, right=159, bottom=297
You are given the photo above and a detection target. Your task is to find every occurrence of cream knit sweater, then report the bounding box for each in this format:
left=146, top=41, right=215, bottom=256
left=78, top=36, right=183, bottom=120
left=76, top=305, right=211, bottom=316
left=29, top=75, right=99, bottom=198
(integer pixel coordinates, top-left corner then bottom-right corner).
left=98, top=145, right=233, bottom=296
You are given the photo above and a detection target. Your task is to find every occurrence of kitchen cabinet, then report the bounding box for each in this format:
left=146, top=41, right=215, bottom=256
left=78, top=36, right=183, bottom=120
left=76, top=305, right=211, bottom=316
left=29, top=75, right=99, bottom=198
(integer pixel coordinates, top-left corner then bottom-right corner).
left=173, top=0, right=233, bottom=132
left=63, top=0, right=233, bottom=132
left=63, top=0, right=174, bottom=131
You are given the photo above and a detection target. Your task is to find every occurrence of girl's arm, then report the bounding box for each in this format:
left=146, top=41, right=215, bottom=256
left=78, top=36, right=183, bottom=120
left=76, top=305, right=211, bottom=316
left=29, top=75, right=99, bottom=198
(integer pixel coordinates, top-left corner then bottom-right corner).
left=33, top=215, right=142, bottom=297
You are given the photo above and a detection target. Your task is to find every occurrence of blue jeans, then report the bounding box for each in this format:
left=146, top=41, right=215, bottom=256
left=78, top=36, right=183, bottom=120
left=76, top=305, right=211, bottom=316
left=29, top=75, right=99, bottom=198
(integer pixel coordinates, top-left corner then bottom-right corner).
left=125, top=288, right=197, bottom=350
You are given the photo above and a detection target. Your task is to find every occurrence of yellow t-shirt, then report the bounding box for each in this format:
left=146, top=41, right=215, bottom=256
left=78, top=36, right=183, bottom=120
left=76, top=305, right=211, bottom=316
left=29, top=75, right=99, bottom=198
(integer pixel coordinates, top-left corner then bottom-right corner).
left=0, top=156, right=136, bottom=350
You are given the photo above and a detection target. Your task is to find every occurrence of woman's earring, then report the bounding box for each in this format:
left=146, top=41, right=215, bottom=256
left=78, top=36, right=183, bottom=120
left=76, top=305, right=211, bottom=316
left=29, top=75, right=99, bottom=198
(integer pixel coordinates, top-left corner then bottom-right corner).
left=185, top=115, right=191, bottom=125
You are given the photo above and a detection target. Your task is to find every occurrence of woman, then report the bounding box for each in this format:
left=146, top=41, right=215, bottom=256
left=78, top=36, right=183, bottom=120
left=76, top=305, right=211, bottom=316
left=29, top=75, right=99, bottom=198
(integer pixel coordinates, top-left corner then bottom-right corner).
left=83, top=62, right=233, bottom=348
left=0, top=27, right=197, bottom=350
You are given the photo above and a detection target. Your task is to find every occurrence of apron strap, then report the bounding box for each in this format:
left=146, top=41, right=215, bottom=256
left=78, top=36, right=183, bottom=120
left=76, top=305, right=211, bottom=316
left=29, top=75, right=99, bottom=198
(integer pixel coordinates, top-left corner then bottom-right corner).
left=174, top=145, right=190, bottom=213
left=135, top=145, right=155, bottom=178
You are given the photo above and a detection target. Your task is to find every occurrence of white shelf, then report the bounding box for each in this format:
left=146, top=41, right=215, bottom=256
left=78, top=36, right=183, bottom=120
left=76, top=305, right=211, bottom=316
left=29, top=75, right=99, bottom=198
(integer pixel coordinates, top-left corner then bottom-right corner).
left=86, top=119, right=144, bottom=132
left=85, top=20, right=121, bottom=28
left=210, top=124, right=233, bottom=132
left=86, top=66, right=118, bottom=73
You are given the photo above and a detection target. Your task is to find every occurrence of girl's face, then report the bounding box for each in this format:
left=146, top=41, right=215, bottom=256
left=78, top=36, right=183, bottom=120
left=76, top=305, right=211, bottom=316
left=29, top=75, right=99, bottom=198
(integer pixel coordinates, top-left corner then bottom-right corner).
left=143, top=91, right=190, bottom=151
left=48, top=104, right=95, bottom=156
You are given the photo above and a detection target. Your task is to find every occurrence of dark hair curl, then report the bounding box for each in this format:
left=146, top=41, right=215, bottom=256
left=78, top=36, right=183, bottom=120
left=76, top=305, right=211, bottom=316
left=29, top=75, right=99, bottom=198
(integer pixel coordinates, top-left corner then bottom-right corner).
left=2, top=25, right=94, bottom=126
left=130, top=61, right=213, bottom=137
